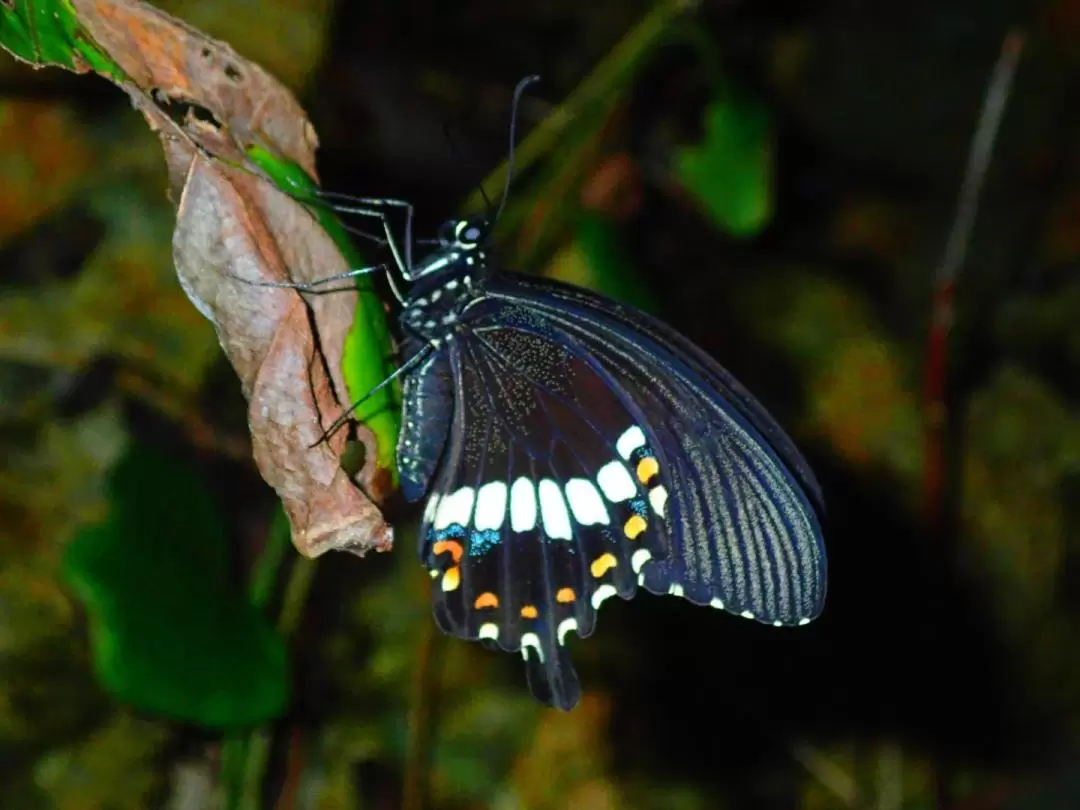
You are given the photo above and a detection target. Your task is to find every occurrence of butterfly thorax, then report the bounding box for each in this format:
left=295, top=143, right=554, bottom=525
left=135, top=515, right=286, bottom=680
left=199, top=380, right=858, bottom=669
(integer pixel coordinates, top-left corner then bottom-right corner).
left=400, top=269, right=481, bottom=341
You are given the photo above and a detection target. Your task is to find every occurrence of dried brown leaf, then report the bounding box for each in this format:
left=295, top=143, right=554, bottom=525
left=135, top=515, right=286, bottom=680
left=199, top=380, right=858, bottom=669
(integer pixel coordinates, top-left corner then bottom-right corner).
left=63, top=0, right=392, bottom=556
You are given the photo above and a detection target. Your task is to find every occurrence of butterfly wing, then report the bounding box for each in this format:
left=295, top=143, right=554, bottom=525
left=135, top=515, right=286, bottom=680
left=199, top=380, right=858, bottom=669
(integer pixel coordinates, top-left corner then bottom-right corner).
left=484, top=272, right=824, bottom=512
left=406, top=325, right=675, bottom=710
left=397, top=274, right=826, bottom=710
left=478, top=274, right=826, bottom=619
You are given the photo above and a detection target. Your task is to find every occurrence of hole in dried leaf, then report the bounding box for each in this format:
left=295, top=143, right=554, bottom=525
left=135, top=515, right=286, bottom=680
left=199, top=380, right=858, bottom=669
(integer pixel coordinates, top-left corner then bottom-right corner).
left=201, top=47, right=212, bottom=59
left=150, top=88, right=223, bottom=132
left=339, top=438, right=367, bottom=479
left=224, top=63, right=244, bottom=83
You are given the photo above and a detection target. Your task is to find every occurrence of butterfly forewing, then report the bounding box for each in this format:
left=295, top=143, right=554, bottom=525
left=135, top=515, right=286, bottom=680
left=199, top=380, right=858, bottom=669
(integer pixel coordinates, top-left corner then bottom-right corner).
left=482, top=277, right=826, bottom=624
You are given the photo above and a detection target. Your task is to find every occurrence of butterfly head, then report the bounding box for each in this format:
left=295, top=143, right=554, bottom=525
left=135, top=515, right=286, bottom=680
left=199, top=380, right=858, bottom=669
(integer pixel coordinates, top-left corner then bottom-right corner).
left=437, top=216, right=490, bottom=249
left=409, top=215, right=491, bottom=284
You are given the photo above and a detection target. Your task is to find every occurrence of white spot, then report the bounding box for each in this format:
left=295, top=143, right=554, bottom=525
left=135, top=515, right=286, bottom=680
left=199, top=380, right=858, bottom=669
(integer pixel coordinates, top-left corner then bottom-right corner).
left=538, top=479, right=572, bottom=540
left=434, top=487, right=475, bottom=530
left=616, top=426, right=647, bottom=460
left=474, top=481, right=508, bottom=531
left=510, top=478, right=537, bottom=532
left=478, top=623, right=499, bottom=641
left=668, top=583, right=684, bottom=597
left=423, top=320, right=437, bottom=329
left=446, top=279, right=459, bottom=290
left=557, top=617, right=578, bottom=645
left=520, top=632, right=544, bottom=663
left=564, top=479, right=610, bottom=526
left=430, top=289, right=442, bottom=302
left=423, top=493, right=441, bottom=524
left=596, top=461, right=636, bottom=502
left=466, top=256, right=475, bottom=265
left=638, top=573, right=645, bottom=586
left=631, top=548, right=652, bottom=573
left=798, top=617, right=811, bottom=626
left=772, top=620, right=783, bottom=627
left=740, top=610, right=755, bottom=619
left=591, top=584, right=617, bottom=610
left=709, top=598, right=725, bottom=609
left=428, top=569, right=439, bottom=579
left=649, top=486, right=668, bottom=517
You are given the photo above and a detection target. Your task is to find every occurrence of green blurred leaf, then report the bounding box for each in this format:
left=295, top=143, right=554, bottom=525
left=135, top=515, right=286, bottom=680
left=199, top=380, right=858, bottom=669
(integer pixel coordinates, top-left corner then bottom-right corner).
left=61, top=445, right=290, bottom=728
left=0, top=0, right=125, bottom=80
left=676, top=96, right=774, bottom=238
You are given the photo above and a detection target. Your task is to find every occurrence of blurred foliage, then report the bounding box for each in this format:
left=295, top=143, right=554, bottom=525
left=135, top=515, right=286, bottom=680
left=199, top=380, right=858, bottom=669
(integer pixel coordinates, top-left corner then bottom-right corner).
left=0, top=0, right=124, bottom=79
left=62, top=445, right=289, bottom=727
left=675, top=95, right=774, bottom=237
left=3, top=0, right=1080, bottom=809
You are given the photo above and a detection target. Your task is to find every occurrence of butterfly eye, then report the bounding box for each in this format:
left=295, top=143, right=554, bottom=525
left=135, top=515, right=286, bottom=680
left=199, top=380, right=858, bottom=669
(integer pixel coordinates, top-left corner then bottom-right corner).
left=462, top=226, right=483, bottom=243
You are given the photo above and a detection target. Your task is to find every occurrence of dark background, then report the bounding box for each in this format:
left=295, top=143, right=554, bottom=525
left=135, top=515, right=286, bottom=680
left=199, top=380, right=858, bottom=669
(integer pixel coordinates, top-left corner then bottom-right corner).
left=2, top=0, right=1079, bottom=808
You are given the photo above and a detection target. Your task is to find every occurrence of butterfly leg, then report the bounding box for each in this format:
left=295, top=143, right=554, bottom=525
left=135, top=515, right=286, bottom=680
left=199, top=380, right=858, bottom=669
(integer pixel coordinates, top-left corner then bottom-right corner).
left=311, top=342, right=436, bottom=446
left=312, top=202, right=411, bottom=304
left=223, top=263, right=390, bottom=295
left=313, top=192, right=417, bottom=276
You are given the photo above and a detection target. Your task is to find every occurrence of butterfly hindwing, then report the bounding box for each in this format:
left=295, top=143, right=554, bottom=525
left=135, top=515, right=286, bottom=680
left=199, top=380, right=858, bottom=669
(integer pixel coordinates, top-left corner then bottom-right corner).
left=406, top=324, right=675, bottom=710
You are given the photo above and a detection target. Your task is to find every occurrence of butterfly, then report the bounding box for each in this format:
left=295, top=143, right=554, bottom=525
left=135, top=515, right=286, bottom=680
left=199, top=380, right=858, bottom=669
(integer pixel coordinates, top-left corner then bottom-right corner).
left=304, top=77, right=826, bottom=711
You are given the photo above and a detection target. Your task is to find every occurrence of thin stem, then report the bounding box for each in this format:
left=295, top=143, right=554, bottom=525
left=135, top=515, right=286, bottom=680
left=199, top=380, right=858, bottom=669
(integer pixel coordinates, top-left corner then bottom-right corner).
left=463, top=0, right=700, bottom=215
left=402, top=620, right=441, bottom=810
left=249, top=507, right=294, bottom=610
left=277, top=556, right=318, bottom=638
left=922, top=30, right=1024, bottom=526
left=222, top=510, right=318, bottom=810
left=790, top=743, right=859, bottom=807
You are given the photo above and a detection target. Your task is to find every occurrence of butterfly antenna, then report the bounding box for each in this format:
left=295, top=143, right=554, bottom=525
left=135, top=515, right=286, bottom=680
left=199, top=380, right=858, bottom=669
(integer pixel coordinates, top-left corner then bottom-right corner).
left=493, top=74, right=541, bottom=224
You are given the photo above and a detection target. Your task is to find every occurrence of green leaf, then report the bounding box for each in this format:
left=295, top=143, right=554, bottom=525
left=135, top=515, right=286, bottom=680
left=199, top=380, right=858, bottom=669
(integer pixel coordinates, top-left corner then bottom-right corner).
left=0, top=0, right=126, bottom=81
left=247, top=145, right=401, bottom=481
left=61, top=445, right=290, bottom=728
left=675, top=95, right=774, bottom=238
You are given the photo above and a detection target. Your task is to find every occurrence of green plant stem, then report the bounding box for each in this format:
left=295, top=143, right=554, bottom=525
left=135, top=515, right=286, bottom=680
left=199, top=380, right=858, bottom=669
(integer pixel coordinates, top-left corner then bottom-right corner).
left=223, top=509, right=319, bottom=810
left=402, top=620, right=441, bottom=810
left=464, top=0, right=701, bottom=215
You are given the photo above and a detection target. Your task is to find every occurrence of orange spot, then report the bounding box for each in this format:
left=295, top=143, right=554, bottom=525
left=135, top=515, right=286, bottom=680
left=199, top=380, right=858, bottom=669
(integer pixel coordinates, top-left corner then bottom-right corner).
left=474, top=592, right=499, bottom=609
left=624, top=515, right=647, bottom=539
left=520, top=604, right=539, bottom=619
left=556, top=587, right=576, bottom=603
left=441, top=566, right=460, bottom=592
left=433, top=539, right=463, bottom=563
left=590, top=553, right=617, bottom=578
left=636, top=456, right=660, bottom=484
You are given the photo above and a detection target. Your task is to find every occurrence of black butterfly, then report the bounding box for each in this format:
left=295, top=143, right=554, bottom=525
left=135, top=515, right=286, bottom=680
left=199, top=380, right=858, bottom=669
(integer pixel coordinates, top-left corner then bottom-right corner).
left=303, top=77, right=826, bottom=711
